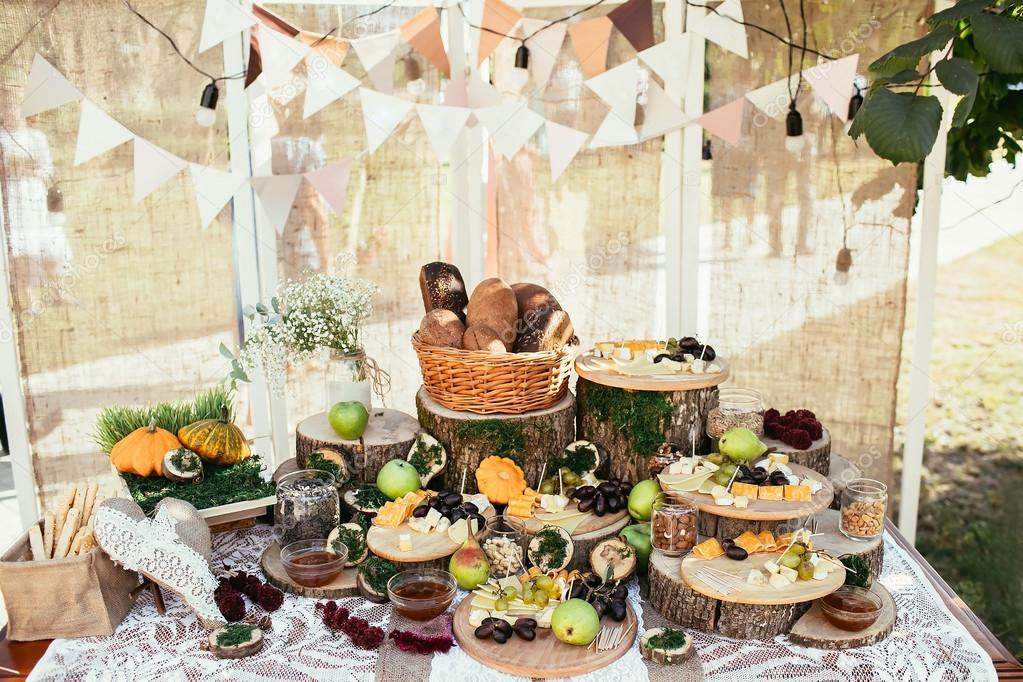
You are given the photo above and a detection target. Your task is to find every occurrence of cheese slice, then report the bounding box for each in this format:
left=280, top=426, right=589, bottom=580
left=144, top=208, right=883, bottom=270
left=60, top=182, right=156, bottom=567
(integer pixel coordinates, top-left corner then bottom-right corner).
left=769, top=573, right=791, bottom=589
left=764, top=559, right=780, bottom=575
left=733, top=495, right=749, bottom=509
left=778, top=565, right=797, bottom=582
left=768, top=452, right=789, bottom=465
left=435, top=517, right=451, bottom=534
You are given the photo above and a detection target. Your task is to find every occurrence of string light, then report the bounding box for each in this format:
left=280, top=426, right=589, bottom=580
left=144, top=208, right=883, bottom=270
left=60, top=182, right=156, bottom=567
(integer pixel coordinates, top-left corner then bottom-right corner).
left=195, top=81, right=219, bottom=127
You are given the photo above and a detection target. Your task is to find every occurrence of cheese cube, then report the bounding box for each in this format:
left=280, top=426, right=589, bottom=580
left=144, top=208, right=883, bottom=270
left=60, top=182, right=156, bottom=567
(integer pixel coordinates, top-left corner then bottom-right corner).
left=769, top=573, right=791, bottom=589
left=425, top=507, right=443, bottom=528
left=783, top=485, right=812, bottom=502
left=469, top=609, right=490, bottom=627
left=733, top=495, right=750, bottom=509
left=812, top=563, right=830, bottom=581
left=399, top=534, right=412, bottom=551
left=806, top=479, right=823, bottom=494
left=759, top=486, right=784, bottom=501
left=710, top=485, right=728, bottom=498
left=691, top=359, right=706, bottom=374
left=764, top=560, right=780, bottom=575
left=702, top=461, right=720, bottom=472
left=707, top=363, right=722, bottom=373
left=731, top=482, right=759, bottom=500
left=713, top=494, right=734, bottom=506
left=746, top=569, right=767, bottom=586
left=408, top=517, right=431, bottom=534
left=778, top=565, right=798, bottom=582
left=435, top=517, right=451, bottom=534
left=768, top=452, right=789, bottom=466
left=613, top=347, right=632, bottom=360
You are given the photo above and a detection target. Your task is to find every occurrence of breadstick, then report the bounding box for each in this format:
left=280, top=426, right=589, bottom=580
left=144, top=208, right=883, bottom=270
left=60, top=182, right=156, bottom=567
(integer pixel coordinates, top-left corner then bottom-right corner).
left=81, top=483, right=99, bottom=525
left=54, top=484, right=78, bottom=542
left=28, top=524, right=46, bottom=561
left=54, top=507, right=81, bottom=559
left=69, top=526, right=89, bottom=555
left=77, top=527, right=95, bottom=555
left=43, top=511, right=55, bottom=559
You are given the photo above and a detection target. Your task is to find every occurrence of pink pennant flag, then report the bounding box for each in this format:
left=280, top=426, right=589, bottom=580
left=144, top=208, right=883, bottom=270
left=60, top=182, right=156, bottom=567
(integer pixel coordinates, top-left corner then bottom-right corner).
left=401, top=6, right=450, bottom=77
left=695, top=97, right=745, bottom=146
left=802, top=54, right=860, bottom=121
left=304, top=159, right=354, bottom=215
left=518, top=18, right=568, bottom=92
left=444, top=71, right=469, bottom=107
left=568, top=16, right=613, bottom=80
left=477, top=0, right=522, bottom=65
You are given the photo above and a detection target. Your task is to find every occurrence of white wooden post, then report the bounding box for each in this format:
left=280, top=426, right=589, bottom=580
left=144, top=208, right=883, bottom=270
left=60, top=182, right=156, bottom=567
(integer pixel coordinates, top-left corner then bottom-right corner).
left=679, top=3, right=705, bottom=335
left=661, top=0, right=685, bottom=334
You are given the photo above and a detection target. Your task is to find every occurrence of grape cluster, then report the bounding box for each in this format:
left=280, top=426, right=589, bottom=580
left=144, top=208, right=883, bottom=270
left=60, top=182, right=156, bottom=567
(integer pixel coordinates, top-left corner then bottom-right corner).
left=567, top=573, right=629, bottom=621
left=764, top=408, right=823, bottom=450
left=413, top=491, right=486, bottom=527
left=566, top=479, right=632, bottom=516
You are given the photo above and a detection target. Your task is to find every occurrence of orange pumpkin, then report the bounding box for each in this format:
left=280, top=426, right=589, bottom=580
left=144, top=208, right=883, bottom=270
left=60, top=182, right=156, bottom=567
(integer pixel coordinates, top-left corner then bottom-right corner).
left=475, top=456, right=527, bottom=504
left=110, top=419, right=181, bottom=477
left=177, top=406, right=251, bottom=466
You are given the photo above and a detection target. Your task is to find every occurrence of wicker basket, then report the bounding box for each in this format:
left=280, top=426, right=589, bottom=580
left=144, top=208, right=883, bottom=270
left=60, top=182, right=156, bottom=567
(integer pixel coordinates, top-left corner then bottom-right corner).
left=412, top=332, right=574, bottom=414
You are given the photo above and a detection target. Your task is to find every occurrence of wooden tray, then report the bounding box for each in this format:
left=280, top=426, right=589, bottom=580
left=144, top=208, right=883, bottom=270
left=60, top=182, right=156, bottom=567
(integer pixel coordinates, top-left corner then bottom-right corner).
left=664, top=463, right=833, bottom=521
left=574, top=352, right=729, bottom=392
left=789, top=581, right=896, bottom=649
left=452, top=592, right=637, bottom=678
left=366, top=500, right=496, bottom=563
left=513, top=505, right=630, bottom=537
left=260, top=541, right=358, bottom=598
left=681, top=549, right=845, bottom=605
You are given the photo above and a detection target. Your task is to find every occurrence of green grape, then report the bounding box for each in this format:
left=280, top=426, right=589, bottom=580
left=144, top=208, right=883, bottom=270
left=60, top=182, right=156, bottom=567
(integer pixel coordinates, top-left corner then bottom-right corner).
left=534, top=590, right=549, bottom=608
left=535, top=575, right=554, bottom=591
left=719, top=463, right=737, bottom=477
left=713, top=470, right=733, bottom=487
left=539, top=480, right=556, bottom=494
left=779, top=552, right=801, bottom=569
left=494, top=597, right=509, bottom=611
left=797, top=559, right=814, bottom=581
left=706, top=453, right=726, bottom=465
left=522, top=587, right=534, bottom=604
left=545, top=584, right=561, bottom=599
left=789, top=543, right=806, bottom=556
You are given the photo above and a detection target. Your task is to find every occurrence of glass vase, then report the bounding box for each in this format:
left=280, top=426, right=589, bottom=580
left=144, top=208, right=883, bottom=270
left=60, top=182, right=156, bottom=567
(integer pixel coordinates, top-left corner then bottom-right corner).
left=325, top=348, right=372, bottom=411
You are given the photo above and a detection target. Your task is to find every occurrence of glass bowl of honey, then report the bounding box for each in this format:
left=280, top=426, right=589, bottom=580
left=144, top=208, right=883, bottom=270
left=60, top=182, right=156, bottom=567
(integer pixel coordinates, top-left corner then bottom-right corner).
left=819, top=586, right=883, bottom=631
left=386, top=569, right=457, bottom=621
left=280, top=539, right=347, bottom=587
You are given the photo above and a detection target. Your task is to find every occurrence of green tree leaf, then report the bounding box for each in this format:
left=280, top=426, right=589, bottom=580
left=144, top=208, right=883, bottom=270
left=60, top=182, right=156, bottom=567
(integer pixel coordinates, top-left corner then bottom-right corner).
left=218, top=342, right=235, bottom=360
left=928, top=0, right=989, bottom=27
left=861, top=89, right=944, bottom=164
left=847, top=92, right=872, bottom=140
left=971, top=12, right=1023, bottom=74
left=951, top=89, right=978, bottom=127
left=869, top=25, right=957, bottom=77
left=935, top=57, right=979, bottom=95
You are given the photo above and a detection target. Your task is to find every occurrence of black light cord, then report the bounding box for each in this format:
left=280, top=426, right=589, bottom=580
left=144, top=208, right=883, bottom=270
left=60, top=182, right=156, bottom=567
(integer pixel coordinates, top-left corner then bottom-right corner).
left=683, top=0, right=836, bottom=61
left=455, top=0, right=609, bottom=46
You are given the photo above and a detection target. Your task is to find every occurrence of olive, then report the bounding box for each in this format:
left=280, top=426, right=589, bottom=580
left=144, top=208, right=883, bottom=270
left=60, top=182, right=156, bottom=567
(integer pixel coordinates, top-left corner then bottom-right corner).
left=592, top=597, right=608, bottom=618
left=725, top=545, right=749, bottom=561
left=612, top=583, right=628, bottom=599
left=491, top=630, right=508, bottom=644
left=443, top=493, right=463, bottom=507
left=738, top=476, right=756, bottom=484
left=513, top=625, right=536, bottom=641
left=678, top=336, right=700, bottom=350
left=738, top=464, right=751, bottom=475
left=570, top=582, right=586, bottom=600
left=494, top=620, right=513, bottom=636
left=514, top=617, right=537, bottom=629
left=469, top=512, right=486, bottom=528
left=565, top=486, right=577, bottom=498
left=751, top=470, right=768, bottom=483
left=593, top=494, right=607, bottom=516
left=584, top=573, right=603, bottom=588
left=412, top=505, right=430, bottom=518
left=577, top=497, right=595, bottom=513
left=573, top=485, right=597, bottom=500
left=770, top=473, right=789, bottom=486
left=700, top=345, right=716, bottom=361
left=606, top=495, right=621, bottom=513
left=609, top=598, right=627, bottom=622
left=597, top=481, right=618, bottom=495
left=474, top=623, right=494, bottom=639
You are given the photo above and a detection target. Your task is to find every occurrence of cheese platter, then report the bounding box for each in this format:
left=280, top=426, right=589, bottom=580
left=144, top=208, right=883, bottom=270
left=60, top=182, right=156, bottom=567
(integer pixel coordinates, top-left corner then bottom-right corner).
left=365, top=491, right=496, bottom=564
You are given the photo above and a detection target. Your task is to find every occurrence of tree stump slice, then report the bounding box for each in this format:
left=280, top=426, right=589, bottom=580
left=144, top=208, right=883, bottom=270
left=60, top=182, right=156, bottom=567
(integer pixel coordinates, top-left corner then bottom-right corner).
left=827, top=453, right=862, bottom=511
left=575, top=378, right=719, bottom=483
left=812, top=509, right=884, bottom=578
left=788, top=582, right=896, bottom=649
left=260, top=542, right=359, bottom=599
left=295, top=409, right=420, bottom=485
left=762, top=430, right=831, bottom=476
left=697, top=514, right=813, bottom=541
left=415, top=387, right=576, bottom=493
left=513, top=511, right=632, bottom=572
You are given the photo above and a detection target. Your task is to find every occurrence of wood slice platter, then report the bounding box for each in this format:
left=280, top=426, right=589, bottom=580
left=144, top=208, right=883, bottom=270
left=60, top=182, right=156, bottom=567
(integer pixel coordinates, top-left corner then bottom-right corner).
left=508, top=508, right=632, bottom=571
left=761, top=429, right=831, bottom=476
left=295, top=409, right=420, bottom=484
left=574, top=352, right=729, bottom=392
left=452, top=592, right=637, bottom=679
left=681, top=550, right=845, bottom=605
left=788, top=581, right=896, bottom=649
left=513, top=506, right=629, bottom=537
left=665, top=463, right=833, bottom=521
left=366, top=500, right=496, bottom=564
left=260, top=541, right=358, bottom=598
left=810, top=509, right=884, bottom=578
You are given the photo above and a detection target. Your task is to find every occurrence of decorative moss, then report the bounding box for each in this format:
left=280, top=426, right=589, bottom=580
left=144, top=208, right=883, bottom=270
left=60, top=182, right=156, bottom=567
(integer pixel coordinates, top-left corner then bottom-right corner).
left=644, top=627, right=688, bottom=650
left=408, top=435, right=444, bottom=477
left=456, top=420, right=526, bottom=464
left=122, top=455, right=275, bottom=514
left=216, top=623, right=256, bottom=647
left=579, top=383, right=673, bottom=455
left=549, top=442, right=598, bottom=477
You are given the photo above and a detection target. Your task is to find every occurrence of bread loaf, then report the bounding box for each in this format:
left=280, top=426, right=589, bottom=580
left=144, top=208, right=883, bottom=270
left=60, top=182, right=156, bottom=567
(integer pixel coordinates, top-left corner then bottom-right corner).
left=466, top=278, right=518, bottom=348
left=511, top=283, right=562, bottom=318
left=463, top=324, right=507, bottom=352
left=419, top=262, right=468, bottom=318
left=513, top=309, right=575, bottom=352
left=418, top=309, right=465, bottom=348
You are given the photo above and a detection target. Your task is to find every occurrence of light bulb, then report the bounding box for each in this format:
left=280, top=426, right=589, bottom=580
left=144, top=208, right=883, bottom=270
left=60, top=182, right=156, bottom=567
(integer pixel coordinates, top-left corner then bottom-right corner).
left=196, top=81, right=219, bottom=128
left=195, top=106, right=216, bottom=127
left=833, top=269, right=850, bottom=285
left=507, top=67, right=531, bottom=93
left=406, top=78, right=426, bottom=97
left=785, top=105, right=804, bottom=154
left=785, top=134, right=805, bottom=154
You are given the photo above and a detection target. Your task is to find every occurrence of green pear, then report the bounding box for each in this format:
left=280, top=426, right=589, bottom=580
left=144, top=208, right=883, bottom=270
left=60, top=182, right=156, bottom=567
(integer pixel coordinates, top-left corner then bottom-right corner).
left=718, top=428, right=767, bottom=462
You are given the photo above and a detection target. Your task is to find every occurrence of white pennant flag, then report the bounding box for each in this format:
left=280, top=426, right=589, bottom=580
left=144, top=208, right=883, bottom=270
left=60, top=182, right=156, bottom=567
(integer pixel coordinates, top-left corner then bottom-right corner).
left=304, top=159, right=354, bottom=215
left=746, top=74, right=801, bottom=121
left=22, top=53, right=82, bottom=118
left=474, top=100, right=545, bottom=160
left=802, top=54, right=860, bottom=121
left=198, top=0, right=257, bottom=53
left=304, top=53, right=361, bottom=119
left=188, top=163, right=246, bottom=229
left=589, top=110, right=638, bottom=149
left=638, top=34, right=692, bottom=94
left=259, top=27, right=310, bottom=86
left=639, top=80, right=688, bottom=140
left=250, top=174, right=304, bottom=235
left=416, top=104, right=472, bottom=162
left=517, top=19, right=568, bottom=92
left=133, top=138, right=188, bottom=203
left=545, top=121, right=587, bottom=182
left=690, top=0, right=748, bottom=59
left=584, top=59, right=640, bottom=124
left=352, top=30, right=400, bottom=73
left=468, top=76, right=502, bottom=109
left=74, top=100, right=133, bottom=166
left=359, top=88, right=414, bottom=153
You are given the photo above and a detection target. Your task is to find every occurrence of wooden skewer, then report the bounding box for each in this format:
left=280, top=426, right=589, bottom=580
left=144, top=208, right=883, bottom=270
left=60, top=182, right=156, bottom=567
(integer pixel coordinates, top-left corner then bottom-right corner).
left=536, top=462, right=547, bottom=491
left=459, top=468, right=467, bottom=495
left=558, top=468, right=563, bottom=496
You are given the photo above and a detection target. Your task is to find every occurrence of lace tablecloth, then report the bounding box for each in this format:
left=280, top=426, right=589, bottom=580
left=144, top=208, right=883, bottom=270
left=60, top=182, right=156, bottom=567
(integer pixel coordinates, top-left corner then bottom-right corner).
left=28, top=525, right=997, bottom=682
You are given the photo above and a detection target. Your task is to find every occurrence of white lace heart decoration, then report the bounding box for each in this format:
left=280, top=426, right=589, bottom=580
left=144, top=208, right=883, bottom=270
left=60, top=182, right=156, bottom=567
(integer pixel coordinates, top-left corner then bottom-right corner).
left=93, top=500, right=222, bottom=624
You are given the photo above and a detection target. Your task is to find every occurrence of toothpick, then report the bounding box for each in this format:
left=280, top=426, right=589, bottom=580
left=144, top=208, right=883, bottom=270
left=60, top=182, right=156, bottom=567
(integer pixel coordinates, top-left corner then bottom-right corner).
left=460, top=468, right=466, bottom=495
left=619, top=621, right=636, bottom=647
left=699, top=343, right=708, bottom=361
left=536, top=462, right=547, bottom=491
left=726, top=465, right=740, bottom=492
left=558, top=468, right=563, bottom=496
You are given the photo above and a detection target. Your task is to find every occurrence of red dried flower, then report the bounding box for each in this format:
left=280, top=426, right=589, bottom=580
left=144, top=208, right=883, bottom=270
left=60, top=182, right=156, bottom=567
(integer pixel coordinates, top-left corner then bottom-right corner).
left=316, top=602, right=383, bottom=649
left=255, top=584, right=284, bottom=612
left=389, top=629, right=454, bottom=655
left=214, top=582, right=246, bottom=622
left=786, top=429, right=813, bottom=450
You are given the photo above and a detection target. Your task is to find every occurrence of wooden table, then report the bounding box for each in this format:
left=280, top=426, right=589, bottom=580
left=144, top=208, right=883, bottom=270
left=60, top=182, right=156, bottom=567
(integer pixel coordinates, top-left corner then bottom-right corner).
left=1, top=520, right=1019, bottom=681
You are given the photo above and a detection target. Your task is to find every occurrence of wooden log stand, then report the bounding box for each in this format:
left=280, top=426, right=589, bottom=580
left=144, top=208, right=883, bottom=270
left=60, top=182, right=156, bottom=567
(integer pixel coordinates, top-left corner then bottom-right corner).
left=260, top=542, right=359, bottom=598
left=509, top=509, right=632, bottom=572
left=295, top=409, right=420, bottom=485
left=415, top=387, right=576, bottom=493
left=788, top=581, right=896, bottom=649
left=761, top=430, right=831, bottom=476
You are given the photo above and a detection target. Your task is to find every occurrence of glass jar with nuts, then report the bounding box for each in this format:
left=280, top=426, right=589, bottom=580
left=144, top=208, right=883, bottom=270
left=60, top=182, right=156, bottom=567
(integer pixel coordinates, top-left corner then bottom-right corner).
left=482, top=516, right=526, bottom=577
left=706, top=388, right=765, bottom=438
left=650, top=495, right=698, bottom=557
left=840, top=479, right=887, bottom=541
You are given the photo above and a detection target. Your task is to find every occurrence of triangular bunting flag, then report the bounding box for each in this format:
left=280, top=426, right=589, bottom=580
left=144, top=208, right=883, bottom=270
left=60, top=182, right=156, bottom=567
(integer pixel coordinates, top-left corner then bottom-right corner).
left=359, top=88, right=415, bottom=153
left=745, top=74, right=800, bottom=121
left=690, top=0, right=748, bottom=59
left=198, top=0, right=258, bottom=53
left=352, top=30, right=400, bottom=73
left=545, top=121, right=587, bottom=181
left=477, top=0, right=522, bottom=65
left=250, top=174, right=304, bottom=235
left=22, top=54, right=82, bottom=118
left=259, top=26, right=310, bottom=85
left=468, top=76, right=502, bottom=109
left=589, top=111, right=639, bottom=148
left=133, top=138, right=187, bottom=203
left=584, top=59, right=640, bottom=125
left=638, top=34, right=692, bottom=94
left=188, top=163, right=246, bottom=229
left=517, top=19, right=568, bottom=92
left=444, top=71, right=469, bottom=107
left=639, top=80, right=687, bottom=140
left=304, top=159, right=354, bottom=215
left=568, top=17, right=613, bottom=80
left=802, top=54, right=860, bottom=121
left=401, top=7, right=450, bottom=77
left=366, top=57, right=397, bottom=95
left=416, top=104, right=472, bottom=162
left=74, top=100, right=133, bottom=166
left=304, top=53, right=361, bottom=119
left=298, top=31, right=349, bottom=67
left=695, top=97, right=745, bottom=146
left=608, top=0, right=654, bottom=52
left=474, top=101, right=545, bottom=160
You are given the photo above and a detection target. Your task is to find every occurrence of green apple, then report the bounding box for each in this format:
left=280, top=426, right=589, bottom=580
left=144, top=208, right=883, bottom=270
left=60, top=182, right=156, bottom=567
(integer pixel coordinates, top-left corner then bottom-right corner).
left=376, top=459, right=421, bottom=500
left=328, top=401, right=369, bottom=440
left=627, top=479, right=661, bottom=521
left=718, top=428, right=767, bottom=462
left=619, top=523, right=652, bottom=576
left=551, top=599, right=600, bottom=646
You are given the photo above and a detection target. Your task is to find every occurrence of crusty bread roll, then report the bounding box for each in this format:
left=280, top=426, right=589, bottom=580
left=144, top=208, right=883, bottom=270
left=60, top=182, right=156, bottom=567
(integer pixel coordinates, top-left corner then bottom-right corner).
left=419, top=262, right=469, bottom=318
left=466, top=278, right=518, bottom=348
left=513, top=309, right=575, bottom=352
left=418, top=309, right=465, bottom=348
left=463, top=324, right=507, bottom=352
left=511, top=283, right=562, bottom=318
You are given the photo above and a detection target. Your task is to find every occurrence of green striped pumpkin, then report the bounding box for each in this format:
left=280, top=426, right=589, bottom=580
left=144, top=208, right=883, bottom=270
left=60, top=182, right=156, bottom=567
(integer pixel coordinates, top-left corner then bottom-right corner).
left=177, top=406, right=251, bottom=466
